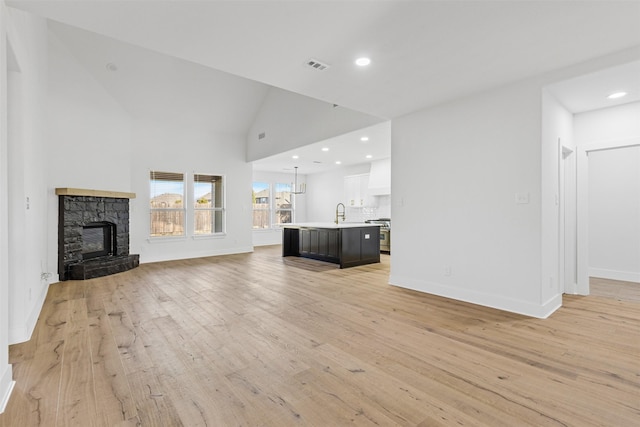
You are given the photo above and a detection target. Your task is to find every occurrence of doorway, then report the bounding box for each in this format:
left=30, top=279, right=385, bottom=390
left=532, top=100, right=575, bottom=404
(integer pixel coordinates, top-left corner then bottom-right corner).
left=576, top=139, right=640, bottom=294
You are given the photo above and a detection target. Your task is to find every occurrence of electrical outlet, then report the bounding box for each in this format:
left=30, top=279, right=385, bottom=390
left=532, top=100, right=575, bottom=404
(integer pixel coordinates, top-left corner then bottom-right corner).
left=515, top=192, right=530, bottom=204
left=444, top=266, right=452, bottom=276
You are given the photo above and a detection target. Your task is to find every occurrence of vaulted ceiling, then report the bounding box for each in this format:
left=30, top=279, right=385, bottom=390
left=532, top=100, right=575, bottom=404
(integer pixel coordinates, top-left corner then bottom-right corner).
left=7, top=0, right=640, bottom=172
left=10, top=0, right=640, bottom=117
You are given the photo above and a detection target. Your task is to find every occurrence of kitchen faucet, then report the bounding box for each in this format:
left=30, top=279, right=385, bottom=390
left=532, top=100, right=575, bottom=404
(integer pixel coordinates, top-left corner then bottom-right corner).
left=335, top=203, right=346, bottom=224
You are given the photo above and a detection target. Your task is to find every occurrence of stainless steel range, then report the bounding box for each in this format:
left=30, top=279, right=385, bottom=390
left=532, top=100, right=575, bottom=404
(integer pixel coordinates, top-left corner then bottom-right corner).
left=365, top=218, right=390, bottom=253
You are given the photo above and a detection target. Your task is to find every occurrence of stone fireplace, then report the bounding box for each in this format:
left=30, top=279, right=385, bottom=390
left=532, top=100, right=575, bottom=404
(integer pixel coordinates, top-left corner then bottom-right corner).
left=57, top=188, right=139, bottom=281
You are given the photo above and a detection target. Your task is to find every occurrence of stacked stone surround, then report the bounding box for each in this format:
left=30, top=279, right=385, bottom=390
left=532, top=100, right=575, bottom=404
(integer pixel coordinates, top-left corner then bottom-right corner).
left=57, top=189, right=139, bottom=281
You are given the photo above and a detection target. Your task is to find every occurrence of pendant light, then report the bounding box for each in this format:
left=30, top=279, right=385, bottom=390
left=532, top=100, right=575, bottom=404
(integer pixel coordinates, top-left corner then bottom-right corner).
left=292, top=166, right=306, bottom=195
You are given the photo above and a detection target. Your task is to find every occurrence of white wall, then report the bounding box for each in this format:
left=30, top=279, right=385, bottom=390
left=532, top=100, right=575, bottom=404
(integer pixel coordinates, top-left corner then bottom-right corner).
left=541, top=90, right=574, bottom=297
left=47, top=32, right=132, bottom=192
left=587, top=146, right=640, bottom=281
left=5, top=8, right=50, bottom=345
left=388, top=47, right=640, bottom=318
left=390, top=78, right=555, bottom=317
left=575, top=102, right=640, bottom=282
left=130, top=121, right=254, bottom=263
left=252, top=170, right=307, bottom=246
left=0, top=0, right=14, bottom=412
left=575, top=102, right=640, bottom=143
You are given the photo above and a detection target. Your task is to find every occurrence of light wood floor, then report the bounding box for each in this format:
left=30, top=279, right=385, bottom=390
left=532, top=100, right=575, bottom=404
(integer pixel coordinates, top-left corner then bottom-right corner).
left=590, top=276, right=640, bottom=303
left=1, top=245, right=638, bottom=426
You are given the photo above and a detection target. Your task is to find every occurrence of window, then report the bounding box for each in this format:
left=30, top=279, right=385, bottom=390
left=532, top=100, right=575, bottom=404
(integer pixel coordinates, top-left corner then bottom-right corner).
left=194, top=174, right=225, bottom=235
left=275, top=182, right=292, bottom=225
left=251, top=180, right=295, bottom=229
left=150, top=171, right=185, bottom=237
left=252, top=182, right=271, bottom=229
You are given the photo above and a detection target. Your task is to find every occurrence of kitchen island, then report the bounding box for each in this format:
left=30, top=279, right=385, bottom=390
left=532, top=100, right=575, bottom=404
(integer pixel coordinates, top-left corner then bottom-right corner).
left=282, top=223, right=380, bottom=268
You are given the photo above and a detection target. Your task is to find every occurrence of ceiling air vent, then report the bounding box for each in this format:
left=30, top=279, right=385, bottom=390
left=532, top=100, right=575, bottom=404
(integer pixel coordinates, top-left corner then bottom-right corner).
left=305, top=58, right=330, bottom=71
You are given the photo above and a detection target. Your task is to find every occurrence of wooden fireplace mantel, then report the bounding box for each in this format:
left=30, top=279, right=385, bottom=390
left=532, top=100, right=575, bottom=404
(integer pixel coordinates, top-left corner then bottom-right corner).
left=55, top=188, right=136, bottom=199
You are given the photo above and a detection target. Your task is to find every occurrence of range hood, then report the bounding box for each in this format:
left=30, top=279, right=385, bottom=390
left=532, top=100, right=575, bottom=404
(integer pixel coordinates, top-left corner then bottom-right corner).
left=368, top=158, right=391, bottom=195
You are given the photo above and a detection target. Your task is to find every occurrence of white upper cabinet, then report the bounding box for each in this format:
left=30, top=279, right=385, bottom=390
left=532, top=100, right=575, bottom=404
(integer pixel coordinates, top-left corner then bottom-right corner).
left=368, top=158, right=391, bottom=195
left=344, top=173, right=370, bottom=207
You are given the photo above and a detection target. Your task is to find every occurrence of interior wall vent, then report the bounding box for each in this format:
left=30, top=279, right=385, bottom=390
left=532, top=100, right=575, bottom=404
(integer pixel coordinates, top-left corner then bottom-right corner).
left=305, top=58, right=330, bottom=71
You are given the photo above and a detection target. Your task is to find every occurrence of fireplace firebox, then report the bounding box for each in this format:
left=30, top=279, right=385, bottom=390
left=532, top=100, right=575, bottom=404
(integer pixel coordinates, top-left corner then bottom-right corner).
left=82, top=222, right=116, bottom=259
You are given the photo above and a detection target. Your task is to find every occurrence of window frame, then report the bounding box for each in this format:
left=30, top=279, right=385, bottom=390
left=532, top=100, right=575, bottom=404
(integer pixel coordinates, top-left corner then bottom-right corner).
left=274, top=182, right=294, bottom=226
left=252, top=181, right=272, bottom=230
left=149, top=170, right=187, bottom=238
left=193, top=173, right=226, bottom=237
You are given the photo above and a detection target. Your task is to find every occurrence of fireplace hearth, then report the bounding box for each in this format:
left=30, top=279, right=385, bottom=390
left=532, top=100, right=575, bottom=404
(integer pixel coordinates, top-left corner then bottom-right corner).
left=57, top=188, right=139, bottom=281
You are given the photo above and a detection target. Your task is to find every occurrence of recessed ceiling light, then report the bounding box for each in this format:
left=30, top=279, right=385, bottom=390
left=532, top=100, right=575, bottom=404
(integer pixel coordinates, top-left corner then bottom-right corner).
left=321, top=147, right=329, bottom=152
left=366, top=154, right=373, bottom=159
left=292, top=155, right=299, bottom=159
left=607, top=91, right=627, bottom=99
left=355, top=57, right=371, bottom=67
left=335, top=161, right=342, bottom=165
left=360, top=136, right=369, bottom=142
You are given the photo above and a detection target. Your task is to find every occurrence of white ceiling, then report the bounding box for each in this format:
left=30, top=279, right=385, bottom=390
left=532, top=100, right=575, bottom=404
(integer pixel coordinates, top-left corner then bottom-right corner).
left=546, top=60, right=640, bottom=114
left=252, top=121, right=391, bottom=174
left=49, top=20, right=271, bottom=134
left=7, top=0, right=640, bottom=173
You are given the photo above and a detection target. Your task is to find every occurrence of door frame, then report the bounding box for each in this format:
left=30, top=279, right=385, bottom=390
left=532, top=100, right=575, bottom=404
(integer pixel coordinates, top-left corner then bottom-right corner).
left=576, top=137, right=640, bottom=294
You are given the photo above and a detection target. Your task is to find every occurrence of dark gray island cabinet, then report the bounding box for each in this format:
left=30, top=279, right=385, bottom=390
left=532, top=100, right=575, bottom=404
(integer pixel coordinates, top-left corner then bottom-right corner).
left=282, top=223, right=380, bottom=268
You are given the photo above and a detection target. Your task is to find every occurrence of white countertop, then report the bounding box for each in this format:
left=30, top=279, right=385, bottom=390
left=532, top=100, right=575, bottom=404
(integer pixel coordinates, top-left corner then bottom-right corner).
left=283, top=222, right=380, bottom=229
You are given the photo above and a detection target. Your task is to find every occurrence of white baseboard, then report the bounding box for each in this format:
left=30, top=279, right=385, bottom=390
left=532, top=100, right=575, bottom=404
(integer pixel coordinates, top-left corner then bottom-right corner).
left=140, top=246, right=254, bottom=264
left=388, top=275, right=562, bottom=319
left=589, top=268, right=640, bottom=283
left=0, top=365, right=14, bottom=414
left=252, top=239, right=282, bottom=247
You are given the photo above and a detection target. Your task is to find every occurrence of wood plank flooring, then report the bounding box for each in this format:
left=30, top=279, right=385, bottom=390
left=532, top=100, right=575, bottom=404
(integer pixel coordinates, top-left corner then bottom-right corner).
left=590, top=276, right=640, bottom=303
left=1, top=245, right=638, bottom=426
